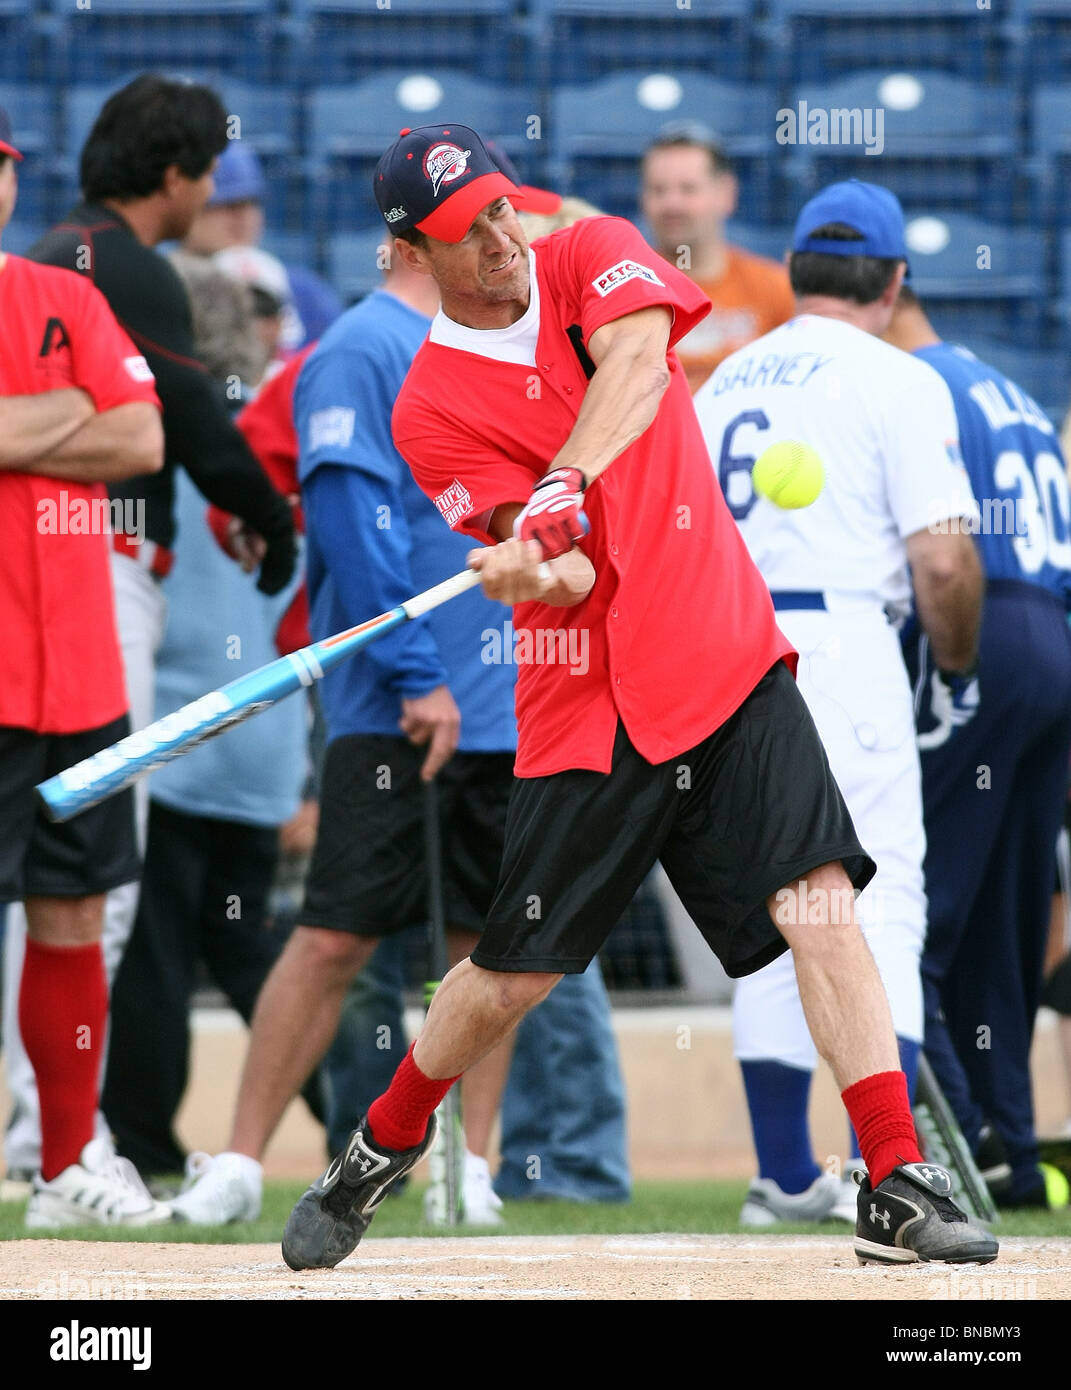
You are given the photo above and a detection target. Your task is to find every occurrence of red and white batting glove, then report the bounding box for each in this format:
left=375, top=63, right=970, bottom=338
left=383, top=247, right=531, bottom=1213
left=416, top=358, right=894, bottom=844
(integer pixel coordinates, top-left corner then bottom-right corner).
left=513, top=466, right=589, bottom=560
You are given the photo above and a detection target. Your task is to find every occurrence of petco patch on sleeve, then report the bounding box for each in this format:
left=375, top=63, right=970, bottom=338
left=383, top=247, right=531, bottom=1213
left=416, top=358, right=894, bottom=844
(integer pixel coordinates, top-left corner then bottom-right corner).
left=591, top=259, right=665, bottom=297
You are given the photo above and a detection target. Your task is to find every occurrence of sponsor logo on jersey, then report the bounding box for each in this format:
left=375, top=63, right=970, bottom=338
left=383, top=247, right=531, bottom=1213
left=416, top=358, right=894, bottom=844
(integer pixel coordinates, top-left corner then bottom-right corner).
left=433, top=478, right=472, bottom=528
left=591, top=260, right=665, bottom=297
left=308, top=406, right=356, bottom=452
left=123, top=354, right=154, bottom=384
left=423, top=143, right=471, bottom=198
left=384, top=205, right=407, bottom=223
left=38, top=316, right=71, bottom=357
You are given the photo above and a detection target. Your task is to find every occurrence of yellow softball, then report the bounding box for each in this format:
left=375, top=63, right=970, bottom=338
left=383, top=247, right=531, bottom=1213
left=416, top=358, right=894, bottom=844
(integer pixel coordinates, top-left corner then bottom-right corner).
left=752, top=440, right=826, bottom=509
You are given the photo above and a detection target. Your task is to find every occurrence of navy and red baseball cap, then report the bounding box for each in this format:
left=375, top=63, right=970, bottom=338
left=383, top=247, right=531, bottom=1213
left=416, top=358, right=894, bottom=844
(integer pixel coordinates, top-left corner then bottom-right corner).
left=0, top=107, right=23, bottom=162
left=374, top=124, right=534, bottom=243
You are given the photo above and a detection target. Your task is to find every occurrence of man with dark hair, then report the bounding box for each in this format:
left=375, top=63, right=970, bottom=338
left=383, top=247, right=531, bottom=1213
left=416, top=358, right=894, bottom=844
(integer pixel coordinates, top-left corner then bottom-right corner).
left=641, top=122, right=794, bottom=393
left=279, top=136, right=996, bottom=1272
left=2, top=75, right=298, bottom=1188
left=694, top=179, right=985, bottom=1227
left=885, top=287, right=1071, bottom=1209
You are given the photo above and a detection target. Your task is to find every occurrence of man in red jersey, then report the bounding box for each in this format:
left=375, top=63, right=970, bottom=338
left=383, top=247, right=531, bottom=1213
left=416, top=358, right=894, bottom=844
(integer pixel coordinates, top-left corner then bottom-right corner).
left=281, top=125, right=998, bottom=1271
left=0, top=107, right=170, bottom=1228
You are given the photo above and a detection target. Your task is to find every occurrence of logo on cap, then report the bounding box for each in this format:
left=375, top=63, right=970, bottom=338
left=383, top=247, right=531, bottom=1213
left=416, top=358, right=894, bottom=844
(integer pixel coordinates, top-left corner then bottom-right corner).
left=423, top=143, right=471, bottom=198
left=384, top=206, right=407, bottom=223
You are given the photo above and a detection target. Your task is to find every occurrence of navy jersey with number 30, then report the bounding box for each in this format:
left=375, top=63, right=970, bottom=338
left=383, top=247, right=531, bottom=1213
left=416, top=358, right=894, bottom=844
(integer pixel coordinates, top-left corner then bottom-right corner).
left=915, top=343, right=1071, bottom=604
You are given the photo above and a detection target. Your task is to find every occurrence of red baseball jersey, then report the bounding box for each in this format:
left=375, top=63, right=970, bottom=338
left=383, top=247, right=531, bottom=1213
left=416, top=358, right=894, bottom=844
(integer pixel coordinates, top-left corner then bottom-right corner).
left=393, top=216, right=794, bottom=777
left=0, top=254, right=160, bottom=734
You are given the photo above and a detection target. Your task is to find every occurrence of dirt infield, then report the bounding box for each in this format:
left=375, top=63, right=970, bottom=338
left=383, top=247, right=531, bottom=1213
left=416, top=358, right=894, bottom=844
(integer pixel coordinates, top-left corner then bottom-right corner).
left=2, top=1235, right=1069, bottom=1300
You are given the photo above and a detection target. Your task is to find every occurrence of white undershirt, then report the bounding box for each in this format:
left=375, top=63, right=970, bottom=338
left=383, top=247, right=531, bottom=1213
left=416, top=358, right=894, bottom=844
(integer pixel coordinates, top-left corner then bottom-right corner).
left=428, top=248, right=541, bottom=367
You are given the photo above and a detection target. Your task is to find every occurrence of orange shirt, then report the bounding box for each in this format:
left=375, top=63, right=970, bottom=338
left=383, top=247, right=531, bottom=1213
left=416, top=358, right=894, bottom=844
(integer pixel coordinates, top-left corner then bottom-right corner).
left=671, top=245, right=796, bottom=394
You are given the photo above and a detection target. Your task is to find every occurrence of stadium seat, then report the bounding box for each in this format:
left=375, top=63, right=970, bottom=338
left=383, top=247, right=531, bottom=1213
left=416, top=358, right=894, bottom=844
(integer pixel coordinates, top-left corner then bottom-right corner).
left=0, top=6, right=41, bottom=87
left=940, top=336, right=1069, bottom=427
left=785, top=71, right=1021, bottom=222
left=550, top=71, right=779, bottom=222
left=307, top=71, right=538, bottom=232
left=1027, top=87, right=1071, bottom=226
left=0, top=84, right=53, bottom=224
left=285, top=0, right=522, bottom=86
left=3, top=220, right=44, bottom=257
left=724, top=224, right=793, bottom=264
left=45, top=0, right=276, bottom=83
left=327, top=227, right=390, bottom=304
left=903, top=211, right=1046, bottom=342
left=530, top=0, right=757, bottom=87
left=1007, top=1, right=1071, bottom=84
left=764, top=0, right=1008, bottom=84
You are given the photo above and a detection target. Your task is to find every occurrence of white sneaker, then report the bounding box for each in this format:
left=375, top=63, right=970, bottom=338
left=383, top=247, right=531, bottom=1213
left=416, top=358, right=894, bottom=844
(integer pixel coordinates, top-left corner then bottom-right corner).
left=831, top=1160, right=867, bottom=1223
left=169, top=1151, right=262, bottom=1225
left=461, top=1151, right=504, bottom=1226
left=24, top=1137, right=172, bottom=1229
left=739, top=1172, right=846, bottom=1227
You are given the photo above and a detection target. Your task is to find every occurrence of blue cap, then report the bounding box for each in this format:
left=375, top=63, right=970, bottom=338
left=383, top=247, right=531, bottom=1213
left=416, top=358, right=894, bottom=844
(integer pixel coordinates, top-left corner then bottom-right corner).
left=792, top=180, right=907, bottom=262
left=208, top=142, right=266, bottom=207
left=0, top=106, right=22, bottom=162
left=374, top=124, right=525, bottom=243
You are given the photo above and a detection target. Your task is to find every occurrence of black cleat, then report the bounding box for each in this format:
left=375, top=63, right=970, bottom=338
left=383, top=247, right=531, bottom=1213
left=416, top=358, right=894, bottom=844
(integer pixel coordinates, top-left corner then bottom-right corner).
left=854, top=1162, right=999, bottom=1266
left=281, top=1114, right=437, bottom=1271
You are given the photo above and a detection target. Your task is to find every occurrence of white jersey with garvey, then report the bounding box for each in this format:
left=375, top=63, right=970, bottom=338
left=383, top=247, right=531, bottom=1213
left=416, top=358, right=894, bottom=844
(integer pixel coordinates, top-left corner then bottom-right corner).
left=692, top=314, right=979, bottom=611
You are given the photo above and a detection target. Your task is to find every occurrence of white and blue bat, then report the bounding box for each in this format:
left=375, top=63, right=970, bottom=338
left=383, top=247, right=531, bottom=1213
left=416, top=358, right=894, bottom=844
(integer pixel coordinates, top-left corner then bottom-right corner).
left=36, top=567, right=483, bottom=823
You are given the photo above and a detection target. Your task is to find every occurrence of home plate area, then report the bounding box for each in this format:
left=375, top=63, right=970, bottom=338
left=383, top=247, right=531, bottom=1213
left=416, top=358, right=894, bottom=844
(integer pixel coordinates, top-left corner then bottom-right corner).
left=3, top=1237, right=1071, bottom=1300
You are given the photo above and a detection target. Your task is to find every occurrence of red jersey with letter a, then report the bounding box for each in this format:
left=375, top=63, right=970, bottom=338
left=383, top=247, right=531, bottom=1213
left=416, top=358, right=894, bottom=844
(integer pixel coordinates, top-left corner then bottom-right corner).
left=393, top=216, right=794, bottom=777
left=0, top=255, right=160, bottom=733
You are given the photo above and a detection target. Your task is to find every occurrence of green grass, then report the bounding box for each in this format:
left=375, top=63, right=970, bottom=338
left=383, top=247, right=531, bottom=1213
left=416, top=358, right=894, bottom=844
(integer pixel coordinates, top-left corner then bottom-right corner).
left=4, top=1180, right=1071, bottom=1244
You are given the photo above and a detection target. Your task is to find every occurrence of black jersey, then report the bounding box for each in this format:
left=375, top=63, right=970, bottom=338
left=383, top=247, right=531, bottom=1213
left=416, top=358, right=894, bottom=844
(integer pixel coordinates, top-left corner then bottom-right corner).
left=29, top=203, right=295, bottom=560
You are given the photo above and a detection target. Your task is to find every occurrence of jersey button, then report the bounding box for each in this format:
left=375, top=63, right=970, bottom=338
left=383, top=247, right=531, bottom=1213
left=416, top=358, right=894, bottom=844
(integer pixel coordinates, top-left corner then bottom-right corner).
left=614, top=674, right=622, bottom=686
left=564, top=385, right=574, bottom=394
left=610, top=544, right=620, bottom=557
left=610, top=605, right=619, bottom=618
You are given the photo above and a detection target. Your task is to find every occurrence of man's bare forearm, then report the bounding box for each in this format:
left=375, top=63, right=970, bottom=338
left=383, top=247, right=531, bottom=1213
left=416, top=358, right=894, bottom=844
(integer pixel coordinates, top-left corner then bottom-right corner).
left=912, top=539, right=984, bottom=672
left=552, top=335, right=671, bottom=486
left=0, top=390, right=95, bottom=469
left=18, top=402, right=164, bottom=483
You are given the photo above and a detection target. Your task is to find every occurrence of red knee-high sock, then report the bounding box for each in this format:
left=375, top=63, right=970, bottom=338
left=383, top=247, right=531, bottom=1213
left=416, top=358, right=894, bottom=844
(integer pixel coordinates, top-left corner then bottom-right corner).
left=19, top=939, right=107, bottom=1181
left=366, top=1043, right=460, bottom=1152
left=842, top=1070, right=924, bottom=1189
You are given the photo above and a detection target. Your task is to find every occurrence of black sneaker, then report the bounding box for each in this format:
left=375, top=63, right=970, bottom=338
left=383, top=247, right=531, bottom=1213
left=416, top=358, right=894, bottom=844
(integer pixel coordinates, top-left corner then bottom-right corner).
left=281, top=1114, right=436, bottom=1271
left=975, top=1123, right=1013, bottom=1201
left=854, top=1162, right=999, bottom=1265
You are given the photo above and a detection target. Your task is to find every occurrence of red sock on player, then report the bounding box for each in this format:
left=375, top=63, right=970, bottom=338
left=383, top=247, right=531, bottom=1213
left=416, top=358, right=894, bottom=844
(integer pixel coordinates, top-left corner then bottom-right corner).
left=19, top=938, right=108, bottom=1182
left=366, top=1043, right=460, bottom=1152
left=842, top=1070, right=924, bottom=1189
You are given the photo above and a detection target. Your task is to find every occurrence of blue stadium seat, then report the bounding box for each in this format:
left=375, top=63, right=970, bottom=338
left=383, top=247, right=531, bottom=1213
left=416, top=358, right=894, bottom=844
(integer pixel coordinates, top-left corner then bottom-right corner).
left=0, top=4, right=39, bottom=84
left=286, top=0, right=522, bottom=86
left=531, top=0, right=757, bottom=87
left=725, top=223, right=793, bottom=264
left=3, top=219, right=44, bottom=257
left=940, top=336, right=1068, bottom=426
left=307, top=71, right=538, bottom=232
left=1027, top=87, right=1071, bottom=226
left=786, top=71, right=1020, bottom=222
left=904, top=211, right=1046, bottom=342
left=45, top=0, right=275, bottom=83
left=765, top=0, right=1008, bottom=83
left=550, top=71, right=779, bottom=222
left=327, top=227, right=389, bottom=304
left=0, top=84, right=53, bottom=223
left=1007, top=1, right=1071, bottom=84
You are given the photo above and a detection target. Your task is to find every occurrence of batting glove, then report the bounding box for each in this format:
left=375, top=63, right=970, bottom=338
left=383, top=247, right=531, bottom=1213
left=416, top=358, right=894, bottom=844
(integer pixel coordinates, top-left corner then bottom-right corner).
left=514, top=466, right=589, bottom=560
left=918, top=664, right=979, bottom=750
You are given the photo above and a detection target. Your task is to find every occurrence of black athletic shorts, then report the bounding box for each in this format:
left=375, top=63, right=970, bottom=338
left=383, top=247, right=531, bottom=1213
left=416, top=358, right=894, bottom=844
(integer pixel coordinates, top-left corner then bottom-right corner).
left=0, top=716, right=140, bottom=901
left=472, top=661, right=876, bottom=978
left=301, top=734, right=514, bottom=936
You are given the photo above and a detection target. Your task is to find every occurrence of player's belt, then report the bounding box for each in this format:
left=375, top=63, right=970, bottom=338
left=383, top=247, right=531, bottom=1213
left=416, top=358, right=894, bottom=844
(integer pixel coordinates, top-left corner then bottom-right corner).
left=112, top=532, right=175, bottom=580
left=770, top=590, right=827, bottom=611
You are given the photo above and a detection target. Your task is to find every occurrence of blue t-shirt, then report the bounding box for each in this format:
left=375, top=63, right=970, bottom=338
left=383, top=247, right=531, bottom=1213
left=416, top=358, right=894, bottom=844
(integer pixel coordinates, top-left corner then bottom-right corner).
left=915, top=343, right=1071, bottom=604
left=295, top=289, right=516, bottom=751
left=151, top=471, right=308, bottom=827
